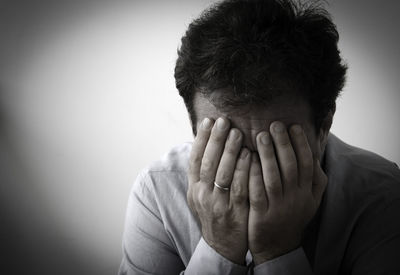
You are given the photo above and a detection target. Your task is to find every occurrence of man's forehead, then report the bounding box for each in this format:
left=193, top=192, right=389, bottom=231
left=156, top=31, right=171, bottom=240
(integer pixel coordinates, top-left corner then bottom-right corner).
left=193, top=92, right=314, bottom=130
left=227, top=115, right=305, bottom=131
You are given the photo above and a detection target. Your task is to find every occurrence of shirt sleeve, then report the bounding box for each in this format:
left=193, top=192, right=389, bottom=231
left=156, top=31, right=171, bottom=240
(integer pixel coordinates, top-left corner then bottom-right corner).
left=118, top=171, right=185, bottom=275
left=253, top=247, right=313, bottom=275
left=185, top=237, right=248, bottom=275
left=119, top=171, right=247, bottom=275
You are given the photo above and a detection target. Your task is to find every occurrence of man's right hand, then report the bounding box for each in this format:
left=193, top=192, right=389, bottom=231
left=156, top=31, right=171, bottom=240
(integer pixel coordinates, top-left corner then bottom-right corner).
left=187, top=117, right=251, bottom=265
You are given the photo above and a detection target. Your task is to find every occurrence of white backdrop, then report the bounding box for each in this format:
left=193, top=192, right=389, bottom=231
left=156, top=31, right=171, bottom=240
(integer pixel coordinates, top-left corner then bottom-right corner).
left=0, top=1, right=399, bottom=274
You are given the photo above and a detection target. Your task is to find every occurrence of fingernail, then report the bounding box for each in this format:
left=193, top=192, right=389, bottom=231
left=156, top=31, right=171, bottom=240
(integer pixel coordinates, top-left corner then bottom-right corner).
left=272, top=121, right=285, bottom=133
left=240, top=148, right=249, bottom=159
left=291, top=125, right=302, bottom=135
left=202, top=118, right=212, bottom=130
left=228, top=129, right=239, bottom=141
left=216, top=117, right=229, bottom=130
left=260, top=132, right=270, bottom=145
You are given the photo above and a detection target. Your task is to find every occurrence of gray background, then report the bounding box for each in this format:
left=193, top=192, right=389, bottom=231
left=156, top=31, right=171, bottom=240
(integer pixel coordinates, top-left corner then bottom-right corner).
left=0, top=1, right=399, bottom=274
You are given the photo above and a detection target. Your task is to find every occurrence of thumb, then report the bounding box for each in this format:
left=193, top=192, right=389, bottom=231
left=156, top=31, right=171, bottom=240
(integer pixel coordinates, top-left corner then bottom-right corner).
left=187, top=187, right=199, bottom=220
left=312, top=159, right=327, bottom=206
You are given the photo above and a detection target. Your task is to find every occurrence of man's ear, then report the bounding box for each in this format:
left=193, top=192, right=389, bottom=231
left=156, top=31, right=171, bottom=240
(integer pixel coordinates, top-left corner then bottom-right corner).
left=318, top=107, right=335, bottom=153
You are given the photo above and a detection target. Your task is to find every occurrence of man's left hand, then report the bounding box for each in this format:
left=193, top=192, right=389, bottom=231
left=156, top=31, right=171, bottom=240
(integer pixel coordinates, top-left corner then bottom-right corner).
left=248, top=121, right=327, bottom=265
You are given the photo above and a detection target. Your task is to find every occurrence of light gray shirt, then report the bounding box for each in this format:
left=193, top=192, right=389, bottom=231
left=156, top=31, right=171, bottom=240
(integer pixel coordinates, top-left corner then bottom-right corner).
left=119, top=133, right=400, bottom=274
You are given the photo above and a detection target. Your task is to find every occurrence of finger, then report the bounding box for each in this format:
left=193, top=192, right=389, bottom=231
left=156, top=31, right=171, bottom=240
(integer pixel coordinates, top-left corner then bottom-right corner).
left=314, top=131, right=323, bottom=161
left=289, top=125, right=313, bottom=189
left=214, top=128, right=243, bottom=191
left=256, top=131, right=282, bottom=204
left=312, top=159, right=328, bottom=206
left=270, top=121, right=298, bottom=194
left=188, top=118, right=214, bottom=184
left=230, top=148, right=251, bottom=205
left=200, top=117, right=230, bottom=186
left=249, top=153, right=268, bottom=211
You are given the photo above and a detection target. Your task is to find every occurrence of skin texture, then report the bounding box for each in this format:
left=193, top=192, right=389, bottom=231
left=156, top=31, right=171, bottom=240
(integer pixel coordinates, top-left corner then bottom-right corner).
left=187, top=92, right=330, bottom=265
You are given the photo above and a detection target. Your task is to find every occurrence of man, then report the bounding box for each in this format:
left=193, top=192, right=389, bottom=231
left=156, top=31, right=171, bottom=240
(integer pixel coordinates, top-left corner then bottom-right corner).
left=119, top=0, right=400, bottom=274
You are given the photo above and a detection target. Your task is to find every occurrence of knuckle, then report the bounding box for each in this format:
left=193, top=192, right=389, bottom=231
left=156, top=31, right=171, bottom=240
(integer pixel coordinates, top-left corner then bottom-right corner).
left=189, top=154, right=202, bottom=168
left=266, top=183, right=282, bottom=196
left=252, top=191, right=265, bottom=202
left=231, top=183, right=246, bottom=201
left=188, top=167, right=198, bottom=181
left=285, top=160, right=298, bottom=174
left=211, top=132, right=226, bottom=144
left=196, top=187, right=208, bottom=205
left=200, top=159, right=215, bottom=179
left=277, top=137, right=291, bottom=147
left=235, top=161, right=249, bottom=173
left=216, top=170, right=231, bottom=185
left=212, top=201, right=226, bottom=216
left=285, top=174, right=297, bottom=185
left=224, top=143, right=239, bottom=155
left=266, top=168, right=281, bottom=182
left=199, top=170, right=209, bottom=181
left=250, top=165, right=262, bottom=177
left=201, top=158, right=214, bottom=171
left=234, top=192, right=247, bottom=204
left=286, top=158, right=297, bottom=169
left=234, top=194, right=247, bottom=204
left=249, top=198, right=265, bottom=211
left=270, top=208, right=284, bottom=222
left=191, top=196, right=201, bottom=211
left=300, top=159, right=313, bottom=172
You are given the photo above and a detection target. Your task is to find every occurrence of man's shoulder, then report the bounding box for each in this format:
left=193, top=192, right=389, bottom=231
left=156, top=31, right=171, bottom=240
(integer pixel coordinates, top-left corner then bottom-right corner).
left=326, top=133, right=399, bottom=178
left=145, top=142, right=192, bottom=173
left=315, top=134, right=400, bottom=272
left=325, top=133, right=400, bottom=200
left=127, top=143, right=200, bottom=261
left=133, top=142, right=193, bottom=198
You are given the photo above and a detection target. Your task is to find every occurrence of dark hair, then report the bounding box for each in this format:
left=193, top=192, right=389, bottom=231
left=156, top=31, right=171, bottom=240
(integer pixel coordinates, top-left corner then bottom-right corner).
left=175, top=0, right=347, bottom=135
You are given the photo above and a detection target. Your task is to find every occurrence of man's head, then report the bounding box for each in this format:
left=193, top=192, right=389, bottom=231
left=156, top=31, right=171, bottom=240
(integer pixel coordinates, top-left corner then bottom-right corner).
left=174, top=0, right=347, bottom=155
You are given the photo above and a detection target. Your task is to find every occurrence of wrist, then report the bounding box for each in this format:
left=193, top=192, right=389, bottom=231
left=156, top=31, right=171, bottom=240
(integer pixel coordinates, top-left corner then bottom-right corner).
left=212, top=245, right=247, bottom=265
left=252, top=245, right=301, bottom=266
left=203, top=237, right=247, bottom=265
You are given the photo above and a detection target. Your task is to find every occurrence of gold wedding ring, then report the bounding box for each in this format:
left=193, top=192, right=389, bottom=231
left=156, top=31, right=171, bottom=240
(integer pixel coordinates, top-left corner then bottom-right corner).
left=214, top=181, right=230, bottom=191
